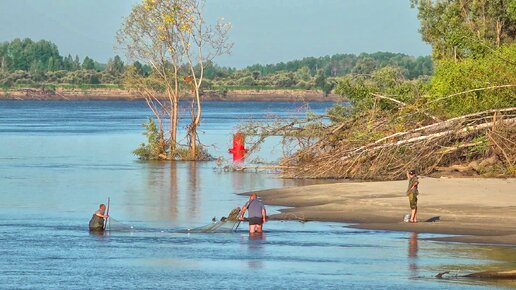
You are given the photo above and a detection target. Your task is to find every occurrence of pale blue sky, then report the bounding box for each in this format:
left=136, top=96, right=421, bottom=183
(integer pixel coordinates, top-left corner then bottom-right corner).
left=0, top=0, right=431, bottom=67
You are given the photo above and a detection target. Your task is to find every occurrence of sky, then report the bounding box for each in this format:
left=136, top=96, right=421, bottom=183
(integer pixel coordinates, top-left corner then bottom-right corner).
left=0, top=0, right=431, bottom=68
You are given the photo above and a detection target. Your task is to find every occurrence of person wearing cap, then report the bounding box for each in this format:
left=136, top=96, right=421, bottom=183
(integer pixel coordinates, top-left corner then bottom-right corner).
left=406, top=170, right=419, bottom=223
left=239, top=193, right=267, bottom=233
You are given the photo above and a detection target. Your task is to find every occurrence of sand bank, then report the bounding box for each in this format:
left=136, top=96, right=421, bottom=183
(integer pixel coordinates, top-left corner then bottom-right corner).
left=248, top=177, right=516, bottom=245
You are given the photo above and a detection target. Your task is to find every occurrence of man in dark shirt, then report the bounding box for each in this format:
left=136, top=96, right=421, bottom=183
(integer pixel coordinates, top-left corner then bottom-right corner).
left=239, top=193, right=267, bottom=233
left=89, top=203, right=109, bottom=232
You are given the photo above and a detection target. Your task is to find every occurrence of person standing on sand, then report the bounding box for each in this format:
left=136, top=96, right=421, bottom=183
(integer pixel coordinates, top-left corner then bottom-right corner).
left=406, top=170, right=419, bottom=223
left=89, top=204, right=109, bottom=231
left=239, top=193, right=267, bottom=233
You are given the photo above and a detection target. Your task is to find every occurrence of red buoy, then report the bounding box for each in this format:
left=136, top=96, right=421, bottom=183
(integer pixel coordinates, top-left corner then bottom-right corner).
left=228, top=132, right=248, bottom=162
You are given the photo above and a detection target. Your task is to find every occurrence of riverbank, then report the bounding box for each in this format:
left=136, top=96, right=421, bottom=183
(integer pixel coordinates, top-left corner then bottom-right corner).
left=0, top=87, right=340, bottom=102
left=248, top=177, right=516, bottom=246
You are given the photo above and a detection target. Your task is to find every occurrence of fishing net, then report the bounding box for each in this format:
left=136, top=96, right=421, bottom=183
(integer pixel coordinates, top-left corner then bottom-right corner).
left=106, top=217, right=137, bottom=232
left=187, top=207, right=242, bottom=233
left=98, top=208, right=243, bottom=234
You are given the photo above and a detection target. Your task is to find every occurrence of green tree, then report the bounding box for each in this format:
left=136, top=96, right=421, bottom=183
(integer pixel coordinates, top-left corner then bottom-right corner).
left=251, top=70, right=260, bottom=80
left=133, top=117, right=167, bottom=160
left=411, top=0, right=516, bottom=60
left=73, top=55, right=81, bottom=70
left=314, top=69, right=326, bottom=88
left=63, top=54, right=74, bottom=71
left=335, top=66, right=424, bottom=112
left=82, top=56, right=95, bottom=70
left=428, top=44, right=516, bottom=117
left=351, top=57, right=377, bottom=75
left=47, top=56, right=57, bottom=71
left=106, top=55, right=125, bottom=75
left=294, top=66, right=311, bottom=82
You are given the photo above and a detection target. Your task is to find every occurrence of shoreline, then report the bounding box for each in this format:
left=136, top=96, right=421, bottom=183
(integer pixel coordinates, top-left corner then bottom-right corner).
left=243, top=177, right=516, bottom=246
left=0, top=87, right=341, bottom=102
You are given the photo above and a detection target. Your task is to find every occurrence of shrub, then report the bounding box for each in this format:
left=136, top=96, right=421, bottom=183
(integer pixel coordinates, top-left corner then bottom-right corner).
left=428, top=44, right=516, bottom=117
left=133, top=118, right=166, bottom=160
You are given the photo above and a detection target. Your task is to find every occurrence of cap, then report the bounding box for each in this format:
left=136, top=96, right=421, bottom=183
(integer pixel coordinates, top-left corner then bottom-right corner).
left=409, top=170, right=416, bottom=175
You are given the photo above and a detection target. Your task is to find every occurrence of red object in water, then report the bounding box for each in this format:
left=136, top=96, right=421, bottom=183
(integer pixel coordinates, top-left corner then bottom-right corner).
left=228, top=132, right=248, bottom=162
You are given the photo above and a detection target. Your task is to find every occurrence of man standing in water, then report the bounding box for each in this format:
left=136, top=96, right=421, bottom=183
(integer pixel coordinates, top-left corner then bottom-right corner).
left=239, top=193, right=267, bottom=233
left=89, top=203, right=109, bottom=232
left=406, top=170, right=419, bottom=223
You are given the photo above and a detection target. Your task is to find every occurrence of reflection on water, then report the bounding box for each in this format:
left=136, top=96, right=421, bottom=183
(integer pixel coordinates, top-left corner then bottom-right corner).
left=408, top=232, right=419, bottom=278
left=187, top=162, right=200, bottom=221
left=246, top=232, right=267, bottom=269
left=89, top=230, right=108, bottom=239
left=169, top=161, right=179, bottom=221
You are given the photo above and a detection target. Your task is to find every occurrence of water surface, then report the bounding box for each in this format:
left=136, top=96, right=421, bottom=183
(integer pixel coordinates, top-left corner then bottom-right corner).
left=0, top=100, right=514, bottom=289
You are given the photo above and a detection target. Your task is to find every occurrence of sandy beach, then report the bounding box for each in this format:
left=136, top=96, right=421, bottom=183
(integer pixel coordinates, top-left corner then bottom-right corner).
left=248, top=177, right=516, bottom=245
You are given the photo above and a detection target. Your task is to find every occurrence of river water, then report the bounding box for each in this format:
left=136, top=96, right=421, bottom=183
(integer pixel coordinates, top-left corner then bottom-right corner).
left=0, top=100, right=514, bottom=289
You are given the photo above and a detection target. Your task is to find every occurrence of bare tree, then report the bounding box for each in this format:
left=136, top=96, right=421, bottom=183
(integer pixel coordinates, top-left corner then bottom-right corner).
left=171, top=0, right=232, bottom=159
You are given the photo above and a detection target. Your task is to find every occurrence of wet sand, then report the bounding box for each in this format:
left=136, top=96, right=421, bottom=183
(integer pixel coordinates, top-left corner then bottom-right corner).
left=248, top=177, right=516, bottom=245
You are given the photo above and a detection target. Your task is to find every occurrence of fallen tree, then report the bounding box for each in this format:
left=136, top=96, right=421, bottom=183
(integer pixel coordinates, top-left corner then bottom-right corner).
left=279, top=108, right=515, bottom=179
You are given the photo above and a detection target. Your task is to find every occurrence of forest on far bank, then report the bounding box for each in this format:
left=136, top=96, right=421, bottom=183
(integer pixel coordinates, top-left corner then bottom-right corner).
left=0, top=38, right=432, bottom=95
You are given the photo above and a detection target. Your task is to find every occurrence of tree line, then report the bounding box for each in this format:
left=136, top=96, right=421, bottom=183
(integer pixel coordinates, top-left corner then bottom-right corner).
left=0, top=37, right=433, bottom=93
left=0, top=38, right=144, bottom=87
left=198, top=52, right=432, bottom=95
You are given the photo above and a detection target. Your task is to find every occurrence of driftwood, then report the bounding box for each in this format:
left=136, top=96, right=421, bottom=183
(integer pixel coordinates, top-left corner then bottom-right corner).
left=233, top=165, right=294, bottom=171
left=281, top=107, right=516, bottom=179
left=428, top=84, right=516, bottom=105
left=437, top=270, right=516, bottom=280
left=371, top=93, right=440, bottom=122
left=221, top=164, right=294, bottom=173
left=463, top=270, right=516, bottom=280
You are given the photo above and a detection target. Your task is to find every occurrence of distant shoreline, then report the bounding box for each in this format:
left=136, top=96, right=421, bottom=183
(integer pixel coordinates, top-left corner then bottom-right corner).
left=0, top=88, right=341, bottom=102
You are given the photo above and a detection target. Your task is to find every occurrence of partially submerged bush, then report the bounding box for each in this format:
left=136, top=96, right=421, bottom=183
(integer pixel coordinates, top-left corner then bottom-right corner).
left=133, top=117, right=166, bottom=160
left=134, top=117, right=213, bottom=161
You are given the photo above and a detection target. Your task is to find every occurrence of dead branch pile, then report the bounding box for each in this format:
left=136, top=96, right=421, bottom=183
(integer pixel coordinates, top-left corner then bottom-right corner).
left=280, top=108, right=516, bottom=180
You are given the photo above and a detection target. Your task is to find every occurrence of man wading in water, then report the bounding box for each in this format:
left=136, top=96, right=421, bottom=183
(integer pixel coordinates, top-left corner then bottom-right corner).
left=239, top=193, right=267, bottom=233
left=89, top=204, right=109, bottom=232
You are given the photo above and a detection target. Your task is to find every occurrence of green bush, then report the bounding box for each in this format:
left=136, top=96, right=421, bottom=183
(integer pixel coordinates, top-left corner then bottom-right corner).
left=133, top=118, right=166, bottom=160
left=237, top=76, right=255, bottom=86
left=428, top=44, right=516, bottom=117
left=334, top=66, right=425, bottom=112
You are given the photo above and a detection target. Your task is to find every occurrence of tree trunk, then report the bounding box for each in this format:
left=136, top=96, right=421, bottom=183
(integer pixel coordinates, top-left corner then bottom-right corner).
left=495, top=19, right=502, bottom=47
left=190, top=123, right=197, bottom=159
left=191, top=89, right=202, bottom=159
left=170, top=65, right=180, bottom=154
left=172, top=98, right=178, bottom=151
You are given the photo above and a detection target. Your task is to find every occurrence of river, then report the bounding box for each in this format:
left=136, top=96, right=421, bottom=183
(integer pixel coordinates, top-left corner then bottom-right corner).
left=0, top=100, right=513, bottom=289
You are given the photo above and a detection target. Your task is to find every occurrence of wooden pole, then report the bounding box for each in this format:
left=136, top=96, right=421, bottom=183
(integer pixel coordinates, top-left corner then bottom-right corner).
left=105, top=197, right=110, bottom=231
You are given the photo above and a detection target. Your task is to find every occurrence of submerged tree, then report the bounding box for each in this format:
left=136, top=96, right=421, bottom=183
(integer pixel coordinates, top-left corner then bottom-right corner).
left=117, top=0, right=231, bottom=160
